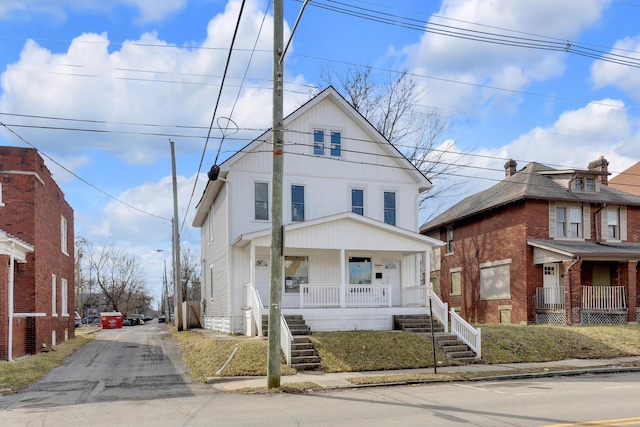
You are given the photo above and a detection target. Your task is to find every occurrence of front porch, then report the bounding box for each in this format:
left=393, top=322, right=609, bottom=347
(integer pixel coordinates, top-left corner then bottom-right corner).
left=535, top=285, right=636, bottom=325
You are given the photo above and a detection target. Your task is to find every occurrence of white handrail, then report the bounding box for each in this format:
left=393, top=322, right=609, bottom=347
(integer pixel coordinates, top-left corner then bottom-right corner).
left=430, top=293, right=449, bottom=333
left=280, top=313, right=293, bottom=366
left=450, top=308, right=481, bottom=359
left=248, top=284, right=264, bottom=336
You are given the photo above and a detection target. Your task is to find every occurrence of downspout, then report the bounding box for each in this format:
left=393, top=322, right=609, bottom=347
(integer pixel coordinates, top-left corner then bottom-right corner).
left=565, top=257, right=581, bottom=325
left=8, top=240, right=15, bottom=362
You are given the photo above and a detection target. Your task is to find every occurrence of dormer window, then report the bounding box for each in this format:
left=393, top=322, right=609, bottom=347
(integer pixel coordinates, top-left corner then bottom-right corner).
left=573, top=176, right=596, bottom=192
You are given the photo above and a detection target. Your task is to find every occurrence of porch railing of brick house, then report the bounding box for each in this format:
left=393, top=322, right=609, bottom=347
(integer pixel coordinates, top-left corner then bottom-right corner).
left=535, top=286, right=565, bottom=311
left=581, top=286, right=627, bottom=311
left=300, top=284, right=391, bottom=308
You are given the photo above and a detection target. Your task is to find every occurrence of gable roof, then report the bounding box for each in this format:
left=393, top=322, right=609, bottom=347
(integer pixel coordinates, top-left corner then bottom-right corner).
left=421, top=161, right=640, bottom=232
left=610, top=161, right=640, bottom=196
left=233, top=211, right=443, bottom=251
left=193, top=86, right=430, bottom=227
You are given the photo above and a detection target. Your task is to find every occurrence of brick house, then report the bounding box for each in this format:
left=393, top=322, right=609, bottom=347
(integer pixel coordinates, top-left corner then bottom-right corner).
left=610, top=161, right=640, bottom=197
left=0, top=146, right=75, bottom=360
left=421, top=157, right=640, bottom=326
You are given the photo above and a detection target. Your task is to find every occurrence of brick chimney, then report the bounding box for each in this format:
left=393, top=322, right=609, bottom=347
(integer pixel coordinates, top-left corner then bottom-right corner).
left=588, top=156, right=610, bottom=186
left=504, top=159, right=517, bottom=178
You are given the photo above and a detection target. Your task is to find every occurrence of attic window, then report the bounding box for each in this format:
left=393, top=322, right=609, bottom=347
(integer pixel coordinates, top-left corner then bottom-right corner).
left=313, top=129, right=342, bottom=157
left=574, top=177, right=596, bottom=192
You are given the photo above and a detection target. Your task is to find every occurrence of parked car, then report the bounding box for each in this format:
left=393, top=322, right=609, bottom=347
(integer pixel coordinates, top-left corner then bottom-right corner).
left=158, top=316, right=166, bottom=323
left=74, top=311, right=82, bottom=327
left=82, top=316, right=100, bottom=325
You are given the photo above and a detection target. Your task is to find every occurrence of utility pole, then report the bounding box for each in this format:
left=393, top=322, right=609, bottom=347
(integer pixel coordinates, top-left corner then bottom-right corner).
left=267, top=0, right=284, bottom=389
left=170, top=140, right=183, bottom=330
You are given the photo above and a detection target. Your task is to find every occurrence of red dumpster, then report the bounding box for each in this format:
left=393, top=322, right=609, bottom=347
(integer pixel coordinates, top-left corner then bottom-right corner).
left=100, top=312, right=123, bottom=329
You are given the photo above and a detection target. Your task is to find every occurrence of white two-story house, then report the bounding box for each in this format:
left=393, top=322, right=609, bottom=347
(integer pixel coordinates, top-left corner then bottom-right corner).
left=192, top=87, right=443, bottom=335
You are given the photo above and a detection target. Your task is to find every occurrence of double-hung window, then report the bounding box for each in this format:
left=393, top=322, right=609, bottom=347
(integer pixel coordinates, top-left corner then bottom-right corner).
left=61, top=279, right=69, bottom=316
left=255, top=182, right=269, bottom=220
left=52, top=274, right=57, bottom=316
left=383, top=191, right=396, bottom=225
left=556, top=206, right=582, bottom=238
left=446, top=227, right=454, bottom=254
left=313, top=130, right=325, bottom=155
left=351, top=189, right=364, bottom=215
left=61, top=215, right=68, bottom=255
left=313, top=129, right=341, bottom=157
left=607, top=208, right=619, bottom=239
left=292, top=185, right=305, bottom=222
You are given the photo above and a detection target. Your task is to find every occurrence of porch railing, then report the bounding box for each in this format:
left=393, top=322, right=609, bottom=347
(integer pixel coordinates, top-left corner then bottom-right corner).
left=535, top=286, right=565, bottom=311
left=430, top=292, right=449, bottom=333
left=450, top=309, right=481, bottom=359
left=300, top=284, right=391, bottom=308
left=581, top=286, right=627, bottom=311
left=280, top=313, right=293, bottom=366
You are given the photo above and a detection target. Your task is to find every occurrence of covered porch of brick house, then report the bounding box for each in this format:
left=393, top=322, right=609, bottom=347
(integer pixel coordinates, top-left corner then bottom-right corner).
left=529, top=239, right=640, bottom=325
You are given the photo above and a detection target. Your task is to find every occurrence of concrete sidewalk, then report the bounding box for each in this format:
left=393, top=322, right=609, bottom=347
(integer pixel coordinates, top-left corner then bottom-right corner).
left=208, top=356, right=640, bottom=392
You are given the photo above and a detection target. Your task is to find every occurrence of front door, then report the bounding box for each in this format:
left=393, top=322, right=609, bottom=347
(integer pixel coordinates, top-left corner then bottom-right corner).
left=255, top=258, right=269, bottom=305
left=384, top=261, right=401, bottom=306
left=543, top=263, right=560, bottom=305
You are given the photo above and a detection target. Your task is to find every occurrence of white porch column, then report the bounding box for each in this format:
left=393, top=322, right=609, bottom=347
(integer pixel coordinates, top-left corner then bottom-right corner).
left=425, top=250, right=431, bottom=285
left=250, top=244, right=256, bottom=288
left=340, top=249, right=346, bottom=308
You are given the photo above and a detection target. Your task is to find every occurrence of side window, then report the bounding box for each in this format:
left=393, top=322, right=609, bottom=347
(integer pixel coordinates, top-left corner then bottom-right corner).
left=330, top=131, right=341, bottom=157
left=255, top=182, right=269, bottom=221
left=61, top=279, right=69, bottom=316
left=313, top=130, right=324, bottom=155
left=446, top=227, right=454, bottom=254
left=451, top=270, right=461, bottom=296
left=61, top=215, right=68, bottom=255
left=209, top=264, right=214, bottom=300
left=0, top=183, right=4, bottom=206
left=52, top=274, right=57, bottom=316
left=351, top=189, right=364, bottom=215
left=292, top=185, right=305, bottom=222
left=607, top=208, right=619, bottom=239
left=383, top=191, right=396, bottom=225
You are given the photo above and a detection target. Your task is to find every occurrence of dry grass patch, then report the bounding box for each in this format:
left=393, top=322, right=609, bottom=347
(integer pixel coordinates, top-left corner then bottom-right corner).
left=310, top=331, right=454, bottom=373
left=172, top=330, right=296, bottom=381
left=0, top=328, right=96, bottom=394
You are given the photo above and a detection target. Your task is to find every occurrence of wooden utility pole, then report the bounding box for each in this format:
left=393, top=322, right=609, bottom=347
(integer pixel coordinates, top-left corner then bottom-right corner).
left=170, top=139, right=183, bottom=330
left=267, top=0, right=284, bottom=389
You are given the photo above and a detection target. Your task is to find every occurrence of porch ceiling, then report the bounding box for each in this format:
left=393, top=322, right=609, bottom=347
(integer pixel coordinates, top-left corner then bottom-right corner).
left=233, top=212, right=444, bottom=253
left=528, top=239, right=640, bottom=262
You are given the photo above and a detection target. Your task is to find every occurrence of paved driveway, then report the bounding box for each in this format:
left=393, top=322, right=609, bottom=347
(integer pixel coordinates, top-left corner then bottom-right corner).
left=0, top=322, right=211, bottom=409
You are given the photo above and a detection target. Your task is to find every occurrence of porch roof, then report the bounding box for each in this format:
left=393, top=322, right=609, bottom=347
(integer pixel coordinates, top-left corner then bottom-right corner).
left=233, top=212, right=444, bottom=253
left=528, top=239, right=640, bottom=262
left=0, top=229, right=34, bottom=262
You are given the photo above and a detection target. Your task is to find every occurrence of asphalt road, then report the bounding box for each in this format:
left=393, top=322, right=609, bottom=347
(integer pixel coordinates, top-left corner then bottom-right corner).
left=0, top=321, right=210, bottom=410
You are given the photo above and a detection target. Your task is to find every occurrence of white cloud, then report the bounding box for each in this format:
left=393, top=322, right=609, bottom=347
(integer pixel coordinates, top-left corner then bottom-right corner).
left=403, top=0, right=612, bottom=113
left=0, top=0, right=185, bottom=23
left=591, top=36, right=640, bottom=101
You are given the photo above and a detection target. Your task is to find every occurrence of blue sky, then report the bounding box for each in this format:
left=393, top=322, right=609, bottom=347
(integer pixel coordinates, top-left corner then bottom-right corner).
left=1, top=0, right=640, bottom=303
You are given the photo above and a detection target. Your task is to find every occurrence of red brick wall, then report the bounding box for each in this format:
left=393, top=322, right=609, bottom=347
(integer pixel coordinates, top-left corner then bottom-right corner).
left=434, top=200, right=536, bottom=324
left=0, top=147, right=75, bottom=359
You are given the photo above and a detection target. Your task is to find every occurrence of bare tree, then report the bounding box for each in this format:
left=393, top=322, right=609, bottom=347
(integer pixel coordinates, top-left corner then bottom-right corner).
left=319, top=66, right=468, bottom=218
left=180, top=245, right=201, bottom=302
left=78, top=239, right=150, bottom=318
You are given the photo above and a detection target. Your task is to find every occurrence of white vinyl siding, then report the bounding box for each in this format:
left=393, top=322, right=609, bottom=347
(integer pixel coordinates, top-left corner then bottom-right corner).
left=207, top=204, right=214, bottom=243
left=480, top=259, right=511, bottom=300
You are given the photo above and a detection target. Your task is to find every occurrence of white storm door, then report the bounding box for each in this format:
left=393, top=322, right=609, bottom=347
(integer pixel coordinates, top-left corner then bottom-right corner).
left=543, top=263, right=560, bottom=305
left=384, top=262, right=401, bottom=306
left=255, top=258, right=269, bottom=306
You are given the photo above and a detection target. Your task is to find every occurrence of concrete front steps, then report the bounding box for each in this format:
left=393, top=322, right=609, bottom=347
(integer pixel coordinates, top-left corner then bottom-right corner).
left=394, top=314, right=478, bottom=363
left=262, top=314, right=321, bottom=371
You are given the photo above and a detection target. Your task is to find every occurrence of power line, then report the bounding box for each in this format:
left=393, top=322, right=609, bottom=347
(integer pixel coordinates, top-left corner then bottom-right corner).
left=0, top=121, right=171, bottom=221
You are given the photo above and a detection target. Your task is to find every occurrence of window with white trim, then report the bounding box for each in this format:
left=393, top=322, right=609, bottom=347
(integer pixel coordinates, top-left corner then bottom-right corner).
left=292, top=185, right=305, bottom=222
left=61, top=279, right=69, bottom=316
left=255, top=182, right=269, bottom=221
left=209, top=264, right=214, bottom=299
left=351, top=188, right=364, bottom=215
left=451, top=270, right=461, bottom=296
left=556, top=206, right=582, bottom=238
left=607, top=208, right=619, bottom=239
left=52, top=274, right=57, bottom=316
left=313, top=129, right=342, bottom=157
left=383, top=191, right=396, bottom=225
left=61, top=215, right=68, bottom=255
left=480, top=259, right=511, bottom=300
left=0, top=183, right=4, bottom=206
